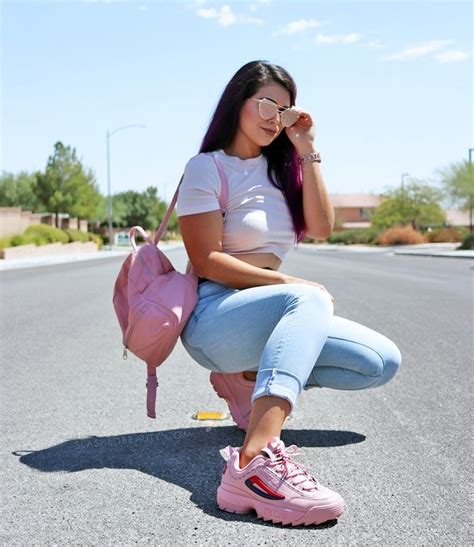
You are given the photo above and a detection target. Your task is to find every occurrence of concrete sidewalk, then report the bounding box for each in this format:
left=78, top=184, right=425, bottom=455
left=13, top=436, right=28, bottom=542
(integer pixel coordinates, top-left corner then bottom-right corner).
left=301, top=242, right=474, bottom=259
left=0, top=242, right=184, bottom=271
left=0, top=241, right=472, bottom=271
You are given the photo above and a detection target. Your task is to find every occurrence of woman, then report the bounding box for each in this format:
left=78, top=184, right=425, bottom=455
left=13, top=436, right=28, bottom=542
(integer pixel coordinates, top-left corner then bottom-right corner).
left=176, top=60, right=401, bottom=527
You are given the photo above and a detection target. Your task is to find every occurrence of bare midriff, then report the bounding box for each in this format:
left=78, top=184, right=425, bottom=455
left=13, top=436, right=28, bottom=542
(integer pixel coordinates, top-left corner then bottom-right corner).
left=185, top=252, right=281, bottom=276
left=228, top=252, right=281, bottom=271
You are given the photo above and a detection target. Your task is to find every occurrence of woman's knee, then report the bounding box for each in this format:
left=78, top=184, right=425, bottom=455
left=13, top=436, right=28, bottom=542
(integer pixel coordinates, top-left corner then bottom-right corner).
left=283, top=283, right=334, bottom=317
left=372, top=338, right=402, bottom=388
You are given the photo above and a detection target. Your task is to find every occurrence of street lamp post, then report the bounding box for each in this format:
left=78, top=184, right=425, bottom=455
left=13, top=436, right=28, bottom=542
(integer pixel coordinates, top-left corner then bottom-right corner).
left=469, top=148, right=474, bottom=233
left=401, top=172, right=409, bottom=219
left=106, top=124, right=146, bottom=250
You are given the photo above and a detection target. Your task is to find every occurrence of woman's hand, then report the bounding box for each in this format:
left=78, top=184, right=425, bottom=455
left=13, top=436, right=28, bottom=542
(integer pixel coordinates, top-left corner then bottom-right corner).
left=283, top=274, right=335, bottom=312
left=284, top=107, right=316, bottom=153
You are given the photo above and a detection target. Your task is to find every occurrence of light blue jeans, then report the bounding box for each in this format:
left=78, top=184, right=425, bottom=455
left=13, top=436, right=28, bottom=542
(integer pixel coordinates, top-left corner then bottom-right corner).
left=181, top=280, right=401, bottom=413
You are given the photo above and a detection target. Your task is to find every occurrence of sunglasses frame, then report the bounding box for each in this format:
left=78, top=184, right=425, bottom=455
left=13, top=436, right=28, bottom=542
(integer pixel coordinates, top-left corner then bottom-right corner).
left=250, top=98, right=299, bottom=128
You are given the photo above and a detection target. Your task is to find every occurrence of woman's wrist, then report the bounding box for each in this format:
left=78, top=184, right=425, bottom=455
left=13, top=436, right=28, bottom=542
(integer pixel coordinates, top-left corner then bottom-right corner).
left=295, top=143, right=317, bottom=156
left=282, top=274, right=302, bottom=284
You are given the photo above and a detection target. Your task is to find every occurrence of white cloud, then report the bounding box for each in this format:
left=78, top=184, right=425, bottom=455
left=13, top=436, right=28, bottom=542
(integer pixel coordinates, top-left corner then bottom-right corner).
left=250, top=0, right=272, bottom=7
left=380, top=39, right=454, bottom=61
left=275, top=18, right=322, bottom=36
left=435, top=50, right=470, bottom=63
left=363, top=40, right=385, bottom=49
left=315, top=32, right=361, bottom=45
left=197, top=7, right=218, bottom=19
left=81, top=0, right=127, bottom=3
left=196, top=4, right=263, bottom=27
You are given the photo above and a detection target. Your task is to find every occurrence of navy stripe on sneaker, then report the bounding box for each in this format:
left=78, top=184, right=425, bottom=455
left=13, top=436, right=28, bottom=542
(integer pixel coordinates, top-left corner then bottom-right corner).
left=245, top=475, right=285, bottom=501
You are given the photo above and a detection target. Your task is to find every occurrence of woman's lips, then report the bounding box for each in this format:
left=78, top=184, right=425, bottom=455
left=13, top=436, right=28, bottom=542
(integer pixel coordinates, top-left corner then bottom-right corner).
left=262, top=127, right=276, bottom=136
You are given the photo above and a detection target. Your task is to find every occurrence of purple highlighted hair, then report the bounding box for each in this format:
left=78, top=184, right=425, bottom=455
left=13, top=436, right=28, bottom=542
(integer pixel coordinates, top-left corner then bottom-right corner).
left=199, top=60, right=306, bottom=244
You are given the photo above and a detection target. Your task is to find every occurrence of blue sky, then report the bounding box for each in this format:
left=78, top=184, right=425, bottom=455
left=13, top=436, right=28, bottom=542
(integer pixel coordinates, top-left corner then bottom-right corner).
left=2, top=0, right=472, bottom=204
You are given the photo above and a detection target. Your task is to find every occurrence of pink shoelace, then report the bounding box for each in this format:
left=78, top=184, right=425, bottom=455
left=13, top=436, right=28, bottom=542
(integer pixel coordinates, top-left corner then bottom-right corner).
left=263, top=444, right=320, bottom=492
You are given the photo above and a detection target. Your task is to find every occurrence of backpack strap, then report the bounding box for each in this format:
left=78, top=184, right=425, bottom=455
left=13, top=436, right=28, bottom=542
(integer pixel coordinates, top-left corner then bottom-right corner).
left=145, top=153, right=228, bottom=418
left=153, top=153, right=228, bottom=245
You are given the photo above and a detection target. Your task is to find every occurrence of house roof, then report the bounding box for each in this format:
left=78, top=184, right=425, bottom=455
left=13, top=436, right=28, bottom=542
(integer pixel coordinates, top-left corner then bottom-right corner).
left=330, top=194, right=381, bottom=208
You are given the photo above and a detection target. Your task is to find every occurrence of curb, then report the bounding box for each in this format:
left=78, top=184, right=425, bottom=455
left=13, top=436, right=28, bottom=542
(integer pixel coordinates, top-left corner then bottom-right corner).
left=393, top=250, right=474, bottom=259
left=0, top=242, right=185, bottom=271
left=298, top=242, right=473, bottom=258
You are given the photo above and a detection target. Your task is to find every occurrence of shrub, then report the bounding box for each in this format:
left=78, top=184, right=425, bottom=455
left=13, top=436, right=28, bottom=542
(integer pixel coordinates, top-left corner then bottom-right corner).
left=0, top=224, right=103, bottom=250
left=23, top=224, right=69, bottom=244
left=457, top=233, right=474, bottom=250
left=0, top=236, right=12, bottom=250
left=425, top=227, right=467, bottom=243
left=326, top=227, right=381, bottom=245
left=65, top=229, right=103, bottom=249
left=88, top=233, right=103, bottom=249
left=9, top=235, right=30, bottom=247
left=65, top=229, right=90, bottom=243
left=378, top=225, right=426, bottom=245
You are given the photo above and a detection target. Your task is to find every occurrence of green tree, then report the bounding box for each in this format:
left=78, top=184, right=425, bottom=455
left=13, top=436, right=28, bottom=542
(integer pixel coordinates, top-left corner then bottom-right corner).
left=0, top=171, right=42, bottom=210
left=35, top=141, right=101, bottom=227
left=94, top=186, right=178, bottom=238
left=436, top=159, right=474, bottom=233
left=371, top=180, right=446, bottom=231
left=117, top=186, right=166, bottom=229
left=95, top=194, right=128, bottom=227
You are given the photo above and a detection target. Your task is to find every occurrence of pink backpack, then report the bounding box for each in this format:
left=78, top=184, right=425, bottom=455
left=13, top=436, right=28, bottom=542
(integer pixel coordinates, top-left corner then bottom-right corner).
left=112, top=154, right=228, bottom=418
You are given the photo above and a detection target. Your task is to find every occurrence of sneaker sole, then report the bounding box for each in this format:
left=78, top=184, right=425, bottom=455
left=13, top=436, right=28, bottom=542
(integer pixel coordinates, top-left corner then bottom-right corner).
left=209, top=373, right=250, bottom=432
left=217, top=485, right=344, bottom=526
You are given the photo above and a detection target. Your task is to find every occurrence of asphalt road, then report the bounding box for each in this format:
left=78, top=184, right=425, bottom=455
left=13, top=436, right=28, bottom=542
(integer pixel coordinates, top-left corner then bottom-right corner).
left=1, top=247, right=472, bottom=546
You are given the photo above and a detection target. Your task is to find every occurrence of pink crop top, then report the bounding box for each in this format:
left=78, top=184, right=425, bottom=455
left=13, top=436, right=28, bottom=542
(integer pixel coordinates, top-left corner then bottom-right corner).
left=176, top=149, right=297, bottom=261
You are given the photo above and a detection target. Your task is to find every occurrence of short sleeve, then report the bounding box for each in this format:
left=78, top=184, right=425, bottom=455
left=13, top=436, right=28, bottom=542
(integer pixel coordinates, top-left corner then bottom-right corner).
left=176, top=154, right=221, bottom=217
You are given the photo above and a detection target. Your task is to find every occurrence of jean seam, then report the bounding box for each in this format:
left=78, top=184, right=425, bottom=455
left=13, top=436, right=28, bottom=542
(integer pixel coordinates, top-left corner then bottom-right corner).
left=258, top=368, right=303, bottom=388
left=325, top=335, right=386, bottom=376
left=264, top=299, right=301, bottom=397
left=181, top=339, right=223, bottom=372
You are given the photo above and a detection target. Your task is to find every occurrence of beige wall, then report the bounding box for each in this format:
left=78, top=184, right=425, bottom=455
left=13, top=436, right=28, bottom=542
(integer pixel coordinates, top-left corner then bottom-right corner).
left=0, top=207, right=89, bottom=237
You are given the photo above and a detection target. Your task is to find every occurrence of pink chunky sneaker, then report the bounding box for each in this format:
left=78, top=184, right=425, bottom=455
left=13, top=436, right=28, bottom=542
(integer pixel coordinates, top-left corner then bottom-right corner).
left=216, top=437, right=344, bottom=526
left=209, top=371, right=255, bottom=431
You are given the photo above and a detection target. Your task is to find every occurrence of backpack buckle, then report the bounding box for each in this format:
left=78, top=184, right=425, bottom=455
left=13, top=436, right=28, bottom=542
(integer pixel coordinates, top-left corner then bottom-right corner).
left=146, top=377, right=159, bottom=388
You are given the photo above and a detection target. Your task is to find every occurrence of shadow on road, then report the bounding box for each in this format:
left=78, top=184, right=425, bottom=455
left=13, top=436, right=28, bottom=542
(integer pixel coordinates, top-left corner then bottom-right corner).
left=13, top=426, right=365, bottom=529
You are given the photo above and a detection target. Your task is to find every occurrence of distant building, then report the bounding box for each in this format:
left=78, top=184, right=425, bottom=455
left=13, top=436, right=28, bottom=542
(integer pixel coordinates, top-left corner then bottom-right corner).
left=0, top=207, right=88, bottom=238
left=328, top=194, right=471, bottom=231
left=444, top=209, right=471, bottom=228
left=329, top=193, right=381, bottom=231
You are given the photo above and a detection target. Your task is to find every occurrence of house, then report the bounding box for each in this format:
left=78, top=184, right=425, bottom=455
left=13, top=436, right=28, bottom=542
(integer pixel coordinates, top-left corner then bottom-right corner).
left=444, top=209, right=471, bottom=229
left=329, top=193, right=381, bottom=231
left=0, top=207, right=88, bottom=238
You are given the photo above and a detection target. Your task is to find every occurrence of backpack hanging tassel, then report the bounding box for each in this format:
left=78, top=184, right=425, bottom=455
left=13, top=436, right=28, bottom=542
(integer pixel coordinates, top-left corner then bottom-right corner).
left=146, top=374, right=159, bottom=419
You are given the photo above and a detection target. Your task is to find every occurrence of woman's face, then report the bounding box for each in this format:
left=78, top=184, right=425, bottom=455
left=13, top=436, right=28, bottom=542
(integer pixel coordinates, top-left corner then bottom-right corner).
left=237, top=82, right=292, bottom=150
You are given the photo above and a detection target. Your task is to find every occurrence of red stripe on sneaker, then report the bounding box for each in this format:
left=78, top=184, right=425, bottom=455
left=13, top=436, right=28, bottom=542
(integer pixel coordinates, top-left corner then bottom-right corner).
left=248, top=475, right=285, bottom=500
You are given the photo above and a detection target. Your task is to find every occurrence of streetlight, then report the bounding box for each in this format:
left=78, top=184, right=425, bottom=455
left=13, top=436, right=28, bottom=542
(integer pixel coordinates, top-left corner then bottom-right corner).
left=401, top=172, right=410, bottom=192
left=106, top=124, right=146, bottom=250
left=468, top=148, right=473, bottom=233
left=401, top=172, right=409, bottom=216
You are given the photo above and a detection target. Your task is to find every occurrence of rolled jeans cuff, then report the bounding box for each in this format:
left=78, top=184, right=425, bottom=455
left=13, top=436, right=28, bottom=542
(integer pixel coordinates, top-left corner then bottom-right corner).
left=251, top=368, right=302, bottom=415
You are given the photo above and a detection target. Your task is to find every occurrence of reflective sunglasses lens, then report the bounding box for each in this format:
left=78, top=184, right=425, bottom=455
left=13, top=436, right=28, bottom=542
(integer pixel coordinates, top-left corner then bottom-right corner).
left=259, top=100, right=277, bottom=120
left=281, top=109, right=299, bottom=127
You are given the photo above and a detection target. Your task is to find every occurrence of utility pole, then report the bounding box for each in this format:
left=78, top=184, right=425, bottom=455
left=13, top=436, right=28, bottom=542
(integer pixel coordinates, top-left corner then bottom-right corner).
left=106, top=124, right=146, bottom=250
left=469, top=149, right=473, bottom=233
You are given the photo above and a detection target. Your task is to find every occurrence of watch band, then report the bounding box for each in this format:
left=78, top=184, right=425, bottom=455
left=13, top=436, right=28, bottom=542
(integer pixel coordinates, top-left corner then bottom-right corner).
left=299, top=151, right=321, bottom=164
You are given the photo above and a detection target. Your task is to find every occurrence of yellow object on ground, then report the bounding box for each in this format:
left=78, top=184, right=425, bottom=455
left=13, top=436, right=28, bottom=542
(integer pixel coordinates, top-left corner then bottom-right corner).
left=192, top=410, right=228, bottom=421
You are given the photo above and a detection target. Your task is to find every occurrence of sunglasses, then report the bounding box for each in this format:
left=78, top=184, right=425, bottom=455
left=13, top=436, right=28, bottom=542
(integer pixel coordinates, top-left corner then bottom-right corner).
left=250, top=98, right=299, bottom=128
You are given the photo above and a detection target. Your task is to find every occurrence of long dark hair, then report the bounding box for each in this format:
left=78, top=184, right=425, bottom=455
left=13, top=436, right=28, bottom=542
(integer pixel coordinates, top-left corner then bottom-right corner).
left=199, top=60, right=306, bottom=244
